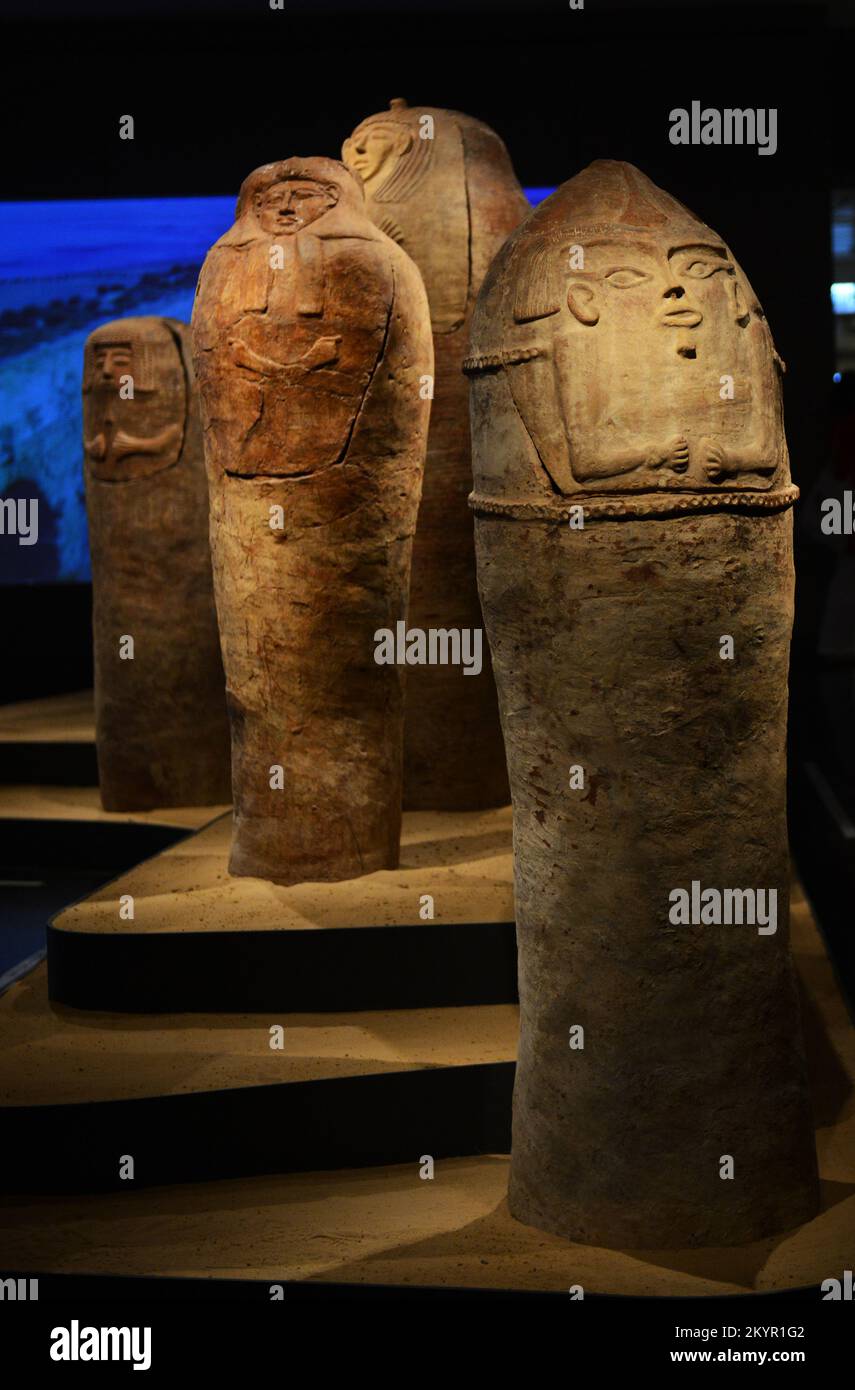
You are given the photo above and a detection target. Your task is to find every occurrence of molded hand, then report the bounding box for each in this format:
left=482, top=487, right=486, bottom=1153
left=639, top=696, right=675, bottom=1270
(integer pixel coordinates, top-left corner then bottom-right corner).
left=301, top=335, right=341, bottom=370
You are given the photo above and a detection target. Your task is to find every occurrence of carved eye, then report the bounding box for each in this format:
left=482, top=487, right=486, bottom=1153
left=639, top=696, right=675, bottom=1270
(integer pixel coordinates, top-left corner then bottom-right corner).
left=683, top=258, right=728, bottom=279
left=605, top=268, right=650, bottom=289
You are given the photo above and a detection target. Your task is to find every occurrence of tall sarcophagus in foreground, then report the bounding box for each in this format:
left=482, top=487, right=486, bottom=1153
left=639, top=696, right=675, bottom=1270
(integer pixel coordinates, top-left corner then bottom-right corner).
left=466, top=160, right=819, bottom=1247
left=192, top=157, right=432, bottom=886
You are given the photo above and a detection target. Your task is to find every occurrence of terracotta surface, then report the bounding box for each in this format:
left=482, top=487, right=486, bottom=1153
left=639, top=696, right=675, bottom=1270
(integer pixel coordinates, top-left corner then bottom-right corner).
left=53, top=805, right=514, bottom=935
left=0, top=784, right=226, bottom=829
left=192, top=158, right=432, bottom=886
left=0, top=691, right=94, bottom=743
left=83, top=318, right=231, bottom=812
left=0, top=965, right=517, bottom=1104
left=343, top=101, right=528, bottom=811
left=1, top=888, right=853, bottom=1296
left=467, top=160, right=818, bottom=1248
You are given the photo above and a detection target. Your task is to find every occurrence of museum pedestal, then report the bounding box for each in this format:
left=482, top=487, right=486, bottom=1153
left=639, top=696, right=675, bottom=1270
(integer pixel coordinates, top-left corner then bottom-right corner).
left=0, top=964, right=515, bottom=1192
left=3, top=785, right=854, bottom=1296
left=1, top=876, right=854, bottom=1297
left=46, top=807, right=517, bottom=1012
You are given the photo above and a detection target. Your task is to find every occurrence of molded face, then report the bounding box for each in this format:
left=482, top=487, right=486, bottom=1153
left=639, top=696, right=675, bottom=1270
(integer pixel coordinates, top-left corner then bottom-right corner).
left=342, top=108, right=473, bottom=332
left=564, top=239, right=745, bottom=346
left=469, top=222, right=787, bottom=499
left=91, top=341, right=134, bottom=384
left=342, top=124, right=411, bottom=194
left=83, top=324, right=186, bottom=481
left=253, top=178, right=338, bottom=236
left=467, top=161, right=791, bottom=509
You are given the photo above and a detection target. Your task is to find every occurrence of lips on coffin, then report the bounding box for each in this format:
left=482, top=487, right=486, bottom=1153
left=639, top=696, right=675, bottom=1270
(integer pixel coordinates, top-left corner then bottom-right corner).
left=82, top=316, right=232, bottom=811
left=342, top=99, right=530, bottom=811
left=192, top=157, right=433, bottom=886
left=467, top=160, right=817, bottom=1248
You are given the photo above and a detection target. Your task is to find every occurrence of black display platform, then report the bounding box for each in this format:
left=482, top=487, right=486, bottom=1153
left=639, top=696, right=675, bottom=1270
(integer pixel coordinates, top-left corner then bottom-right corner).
left=46, top=918, right=519, bottom=1014
left=1, top=818, right=187, bottom=878
left=1, top=1062, right=514, bottom=1194
left=46, top=808, right=519, bottom=1013
left=0, top=692, right=98, bottom=787
left=0, top=741, right=98, bottom=786
left=0, top=819, right=194, bottom=991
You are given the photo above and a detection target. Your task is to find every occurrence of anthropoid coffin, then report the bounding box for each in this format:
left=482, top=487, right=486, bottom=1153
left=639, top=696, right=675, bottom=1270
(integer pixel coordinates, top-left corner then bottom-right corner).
left=467, top=159, right=819, bottom=1248
left=82, top=316, right=231, bottom=812
left=192, top=157, right=433, bottom=886
left=343, top=99, right=529, bottom=811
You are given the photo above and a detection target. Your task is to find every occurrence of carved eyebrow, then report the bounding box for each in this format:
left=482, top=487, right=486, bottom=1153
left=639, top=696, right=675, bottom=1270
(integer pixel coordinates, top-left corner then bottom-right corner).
left=668, top=243, right=729, bottom=259
left=582, top=238, right=660, bottom=255
left=561, top=263, right=650, bottom=281
left=266, top=182, right=317, bottom=194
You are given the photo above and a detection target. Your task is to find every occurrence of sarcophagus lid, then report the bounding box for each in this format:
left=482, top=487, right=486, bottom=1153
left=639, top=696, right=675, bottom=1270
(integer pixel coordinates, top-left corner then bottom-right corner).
left=343, top=98, right=528, bottom=334
left=83, top=316, right=187, bottom=481
left=466, top=159, right=797, bottom=521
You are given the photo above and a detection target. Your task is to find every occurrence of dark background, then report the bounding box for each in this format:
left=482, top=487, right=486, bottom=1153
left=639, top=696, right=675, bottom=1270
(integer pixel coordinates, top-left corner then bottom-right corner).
left=1, top=0, right=839, bottom=701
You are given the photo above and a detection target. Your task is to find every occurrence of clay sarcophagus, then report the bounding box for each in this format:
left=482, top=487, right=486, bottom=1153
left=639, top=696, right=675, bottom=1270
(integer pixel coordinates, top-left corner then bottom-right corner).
left=467, top=160, right=819, bottom=1247
left=343, top=100, right=529, bottom=810
left=83, top=316, right=231, bottom=811
left=192, top=157, right=432, bottom=885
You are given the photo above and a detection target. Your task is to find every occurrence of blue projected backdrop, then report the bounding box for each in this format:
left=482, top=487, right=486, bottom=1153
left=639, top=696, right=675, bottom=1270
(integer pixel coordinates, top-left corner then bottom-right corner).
left=0, top=189, right=550, bottom=583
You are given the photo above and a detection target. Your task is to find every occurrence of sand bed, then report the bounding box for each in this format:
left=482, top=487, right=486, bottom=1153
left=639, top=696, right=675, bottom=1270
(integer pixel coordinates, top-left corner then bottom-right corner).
left=0, top=964, right=518, bottom=1104
left=53, top=806, right=516, bottom=935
